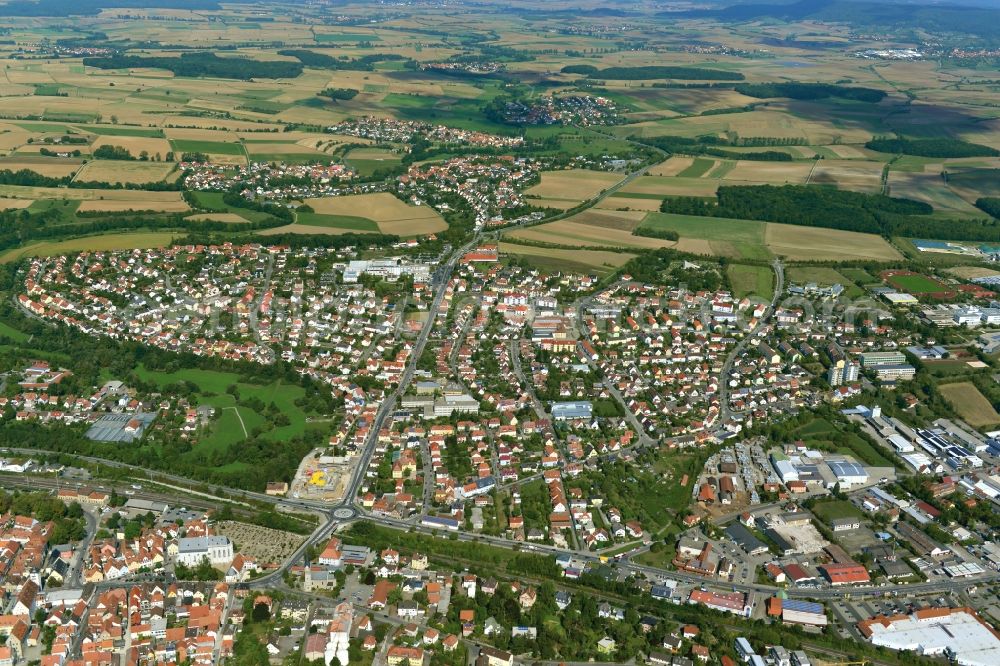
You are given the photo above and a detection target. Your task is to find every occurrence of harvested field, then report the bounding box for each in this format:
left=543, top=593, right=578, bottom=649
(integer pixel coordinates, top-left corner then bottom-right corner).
left=939, top=382, right=1000, bottom=427
left=506, top=210, right=670, bottom=250
left=526, top=169, right=625, bottom=201
left=619, top=175, right=720, bottom=198
left=0, top=157, right=82, bottom=177
left=946, top=266, right=1000, bottom=280
left=766, top=224, right=901, bottom=261
left=887, top=171, right=982, bottom=214
left=302, top=193, right=445, bottom=235
left=498, top=242, right=634, bottom=274
left=530, top=197, right=580, bottom=210
left=649, top=156, right=694, bottom=177
left=723, top=160, right=813, bottom=184
left=75, top=160, right=177, bottom=185
left=0, top=198, right=33, bottom=210
left=0, top=232, right=178, bottom=263
left=595, top=196, right=664, bottom=212
left=0, top=184, right=186, bottom=203
left=91, top=135, right=172, bottom=160
left=215, top=521, right=304, bottom=566
left=823, top=145, right=869, bottom=159
left=808, top=159, right=883, bottom=193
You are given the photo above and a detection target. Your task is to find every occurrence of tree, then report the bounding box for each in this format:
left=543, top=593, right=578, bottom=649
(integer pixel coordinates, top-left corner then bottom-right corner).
left=252, top=602, right=271, bottom=623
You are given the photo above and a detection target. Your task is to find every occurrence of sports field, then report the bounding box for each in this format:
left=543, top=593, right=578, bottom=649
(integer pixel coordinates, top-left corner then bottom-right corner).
left=938, top=382, right=1000, bottom=427
left=302, top=193, right=446, bottom=235
left=882, top=271, right=950, bottom=294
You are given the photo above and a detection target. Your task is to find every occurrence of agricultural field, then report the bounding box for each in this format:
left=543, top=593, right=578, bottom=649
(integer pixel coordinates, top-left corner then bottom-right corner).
left=637, top=212, right=900, bottom=262
left=504, top=210, right=670, bottom=250
left=638, top=212, right=770, bottom=260
left=765, top=224, right=901, bottom=262
left=498, top=241, right=635, bottom=276
left=808, top=159, right=884, bottom=193
left=343, top=146, right=403, bottom=177
left=0, top=157, right=82, bottom=177
left=75, top=160, right=177, bottom=185
left=525, top=169, right=625, bottom=207
left=938, top=382, right=1000, bottom=428
left=0, top=198, right=33, bottom=210
left=0, top=233, right=178, bottom=264
left=301, top=193, right=445, bottom=235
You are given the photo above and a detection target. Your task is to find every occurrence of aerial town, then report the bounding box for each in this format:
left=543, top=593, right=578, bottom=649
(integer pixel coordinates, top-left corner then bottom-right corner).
left=1, top=1, right=1000, bottom=666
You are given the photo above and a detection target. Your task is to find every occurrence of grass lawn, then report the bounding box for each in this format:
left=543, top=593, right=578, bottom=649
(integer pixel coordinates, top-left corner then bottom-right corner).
left=728, top=263, right=774, bottom=299
left=840, top=267, right=877, bottom=284
left=133, top=365, right=312, bottom=442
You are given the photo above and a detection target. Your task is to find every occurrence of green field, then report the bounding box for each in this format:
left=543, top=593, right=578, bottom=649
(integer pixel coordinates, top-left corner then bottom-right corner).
left=188, top=191, right=274, bottom=223
left=793, top=417, right=896, bottom=468
left=677, top=157, right=715, bottom=178
left=811, top=500, right=864, bottom=522
left=786, top=266, right=863, bottom=297
left=840, top=267, right=878, bottom=284
left=639, top=211, right=771, bottom=261
left=295, top=212, right=379, bottom=231
left=0, top=320, right=30, bottom=342
left=133, top=365, right=312, bottom=443
left=728, top=263, right=774, bottom=298
left=887, top=273, right=948, bottom=294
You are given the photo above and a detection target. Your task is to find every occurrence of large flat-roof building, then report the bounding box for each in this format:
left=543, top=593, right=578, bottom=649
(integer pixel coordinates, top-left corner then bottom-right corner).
left=858, top=607, right=1000, bottom=666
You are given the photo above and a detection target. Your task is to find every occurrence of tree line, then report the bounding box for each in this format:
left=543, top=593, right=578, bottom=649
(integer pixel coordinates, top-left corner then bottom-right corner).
left=734, top=81, right=886, bottom=103
left=83, top=52, right=303, bottom=80
left=277, top=49, right=407, bottom=71
left=867, top=136, right=999, bottom=158
left=661, top=184, right=1000, bottom=241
